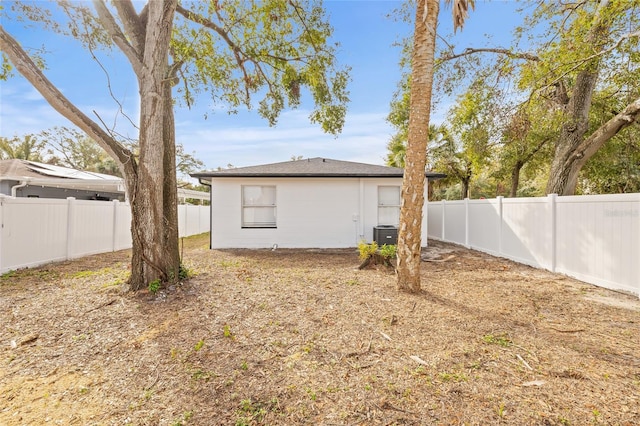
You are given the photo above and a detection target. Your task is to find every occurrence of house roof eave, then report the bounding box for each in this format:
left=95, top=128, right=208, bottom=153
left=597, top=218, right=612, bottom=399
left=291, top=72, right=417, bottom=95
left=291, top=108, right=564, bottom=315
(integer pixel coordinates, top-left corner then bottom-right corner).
left=190, top=157, right=446, bottom=180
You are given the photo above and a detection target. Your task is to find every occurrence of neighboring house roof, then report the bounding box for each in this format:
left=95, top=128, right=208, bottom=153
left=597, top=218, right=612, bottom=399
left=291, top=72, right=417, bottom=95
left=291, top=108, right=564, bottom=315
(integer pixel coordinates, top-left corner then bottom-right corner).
left=191, top=157, right=447, bottom=180
left=1, top=158, right=122, bottom=180
left=0, top=159, right=125, bottom=193
left=1, top=159, right=210, bottom=202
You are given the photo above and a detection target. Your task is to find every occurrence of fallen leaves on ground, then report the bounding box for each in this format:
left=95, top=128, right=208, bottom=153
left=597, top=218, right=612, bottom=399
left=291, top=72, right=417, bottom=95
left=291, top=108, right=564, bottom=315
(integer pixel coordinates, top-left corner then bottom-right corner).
left=1, top=234, right=639, bottom=425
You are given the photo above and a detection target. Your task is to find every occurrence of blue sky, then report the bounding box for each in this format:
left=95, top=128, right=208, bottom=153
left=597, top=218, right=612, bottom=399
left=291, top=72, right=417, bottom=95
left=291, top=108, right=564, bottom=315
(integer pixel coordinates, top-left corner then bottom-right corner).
left=0, top=1, right=524, bottom=171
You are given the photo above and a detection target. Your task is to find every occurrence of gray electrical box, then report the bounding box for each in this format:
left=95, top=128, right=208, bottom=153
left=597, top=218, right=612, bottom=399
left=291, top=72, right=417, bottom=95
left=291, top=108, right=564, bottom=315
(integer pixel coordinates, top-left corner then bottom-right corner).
left=373, top=226, right=398, bottom=245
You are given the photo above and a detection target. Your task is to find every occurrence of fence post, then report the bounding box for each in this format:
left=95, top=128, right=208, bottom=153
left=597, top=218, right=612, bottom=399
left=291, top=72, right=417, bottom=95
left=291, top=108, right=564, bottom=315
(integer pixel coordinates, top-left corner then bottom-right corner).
left=548, top=193, right=557, bottom=272
left=0, top=196, right=4, bottom=274
left=112, top=199, right=119, bottom=252
left=441, top=199, right=446, bottom=241
left=66, top=197, right=76, bottom=260
left=497, top=196, right=503, bottom=256
left=185, top=205, right=189, bottom=237
left=464, top=197, right=470, bottom=248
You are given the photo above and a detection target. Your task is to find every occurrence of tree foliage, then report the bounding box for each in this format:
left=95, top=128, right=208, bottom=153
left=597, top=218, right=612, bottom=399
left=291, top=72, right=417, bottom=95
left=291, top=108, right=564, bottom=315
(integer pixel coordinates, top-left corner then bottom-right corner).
left=387, top=76, right=500, bottom=200
left=171, top=0, right=349, bottom=133
left=39, top=127, right=120, bottom=175
left=387, top=0, right=640, bottom=199
left=0, top=134, right=46, bottom=161
left=522, top=0, right=640, bottom=195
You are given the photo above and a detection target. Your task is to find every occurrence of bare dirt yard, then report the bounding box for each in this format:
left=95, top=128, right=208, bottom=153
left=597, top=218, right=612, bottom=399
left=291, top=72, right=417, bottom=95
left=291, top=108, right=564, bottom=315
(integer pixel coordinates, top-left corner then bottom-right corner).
left=1, top=233, right=639, bottom=426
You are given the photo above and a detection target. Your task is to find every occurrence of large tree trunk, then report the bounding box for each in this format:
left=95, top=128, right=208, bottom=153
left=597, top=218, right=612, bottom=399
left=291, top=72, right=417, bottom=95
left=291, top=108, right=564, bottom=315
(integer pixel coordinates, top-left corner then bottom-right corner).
left=93, top=0, right=181, bottom=290
left=510, top=161, right=523, bottom=197
left=461, top=173, right=471, bottom=199
left=545, top=69, right=599, bottom=195
left=547, top=98, right=640, bottom=195
left=1, top=3, right=181, bottom=292
left=128, top=0, right=180, bottom=290
left=545, top=0, right=611, bottom=196
left=160, top=71, right=181, bottom=284
left=396, top=0, right=439, bottom=293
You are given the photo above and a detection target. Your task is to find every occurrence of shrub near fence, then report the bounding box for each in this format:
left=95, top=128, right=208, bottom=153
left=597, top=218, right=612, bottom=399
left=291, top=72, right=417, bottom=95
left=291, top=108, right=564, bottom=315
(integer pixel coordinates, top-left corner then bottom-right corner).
left=0, top=195, right=210, bottom=274
left=427, top=193, right=640, bottom=298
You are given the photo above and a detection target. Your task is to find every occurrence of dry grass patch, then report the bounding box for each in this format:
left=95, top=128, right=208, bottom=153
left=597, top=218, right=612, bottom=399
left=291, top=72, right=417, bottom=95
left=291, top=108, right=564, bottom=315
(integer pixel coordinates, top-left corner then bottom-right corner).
left=1, top=233, right=639, bottom=425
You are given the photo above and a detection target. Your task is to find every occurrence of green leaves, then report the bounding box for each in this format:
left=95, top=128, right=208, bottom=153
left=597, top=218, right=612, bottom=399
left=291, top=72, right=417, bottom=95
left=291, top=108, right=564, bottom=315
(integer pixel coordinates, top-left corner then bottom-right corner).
left=0, top=134, right=46, bottom=161
left=387, top=0, right=640, bottom=198
left=173, top=0, right=350, bottom=135
left=0, top=52, right=12, bottom=80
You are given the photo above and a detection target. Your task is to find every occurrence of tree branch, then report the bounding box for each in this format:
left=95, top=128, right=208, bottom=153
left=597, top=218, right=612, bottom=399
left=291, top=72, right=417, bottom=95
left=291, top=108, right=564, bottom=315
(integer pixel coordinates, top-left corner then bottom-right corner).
left=175, top=3, right=271, bottom=101
left=573, top=96, right=640, bottom=163
left=82, top=26, right=140, bottom=133
left=440, top=47, right=540, bottom=62
left=92, top=0, right=143, bottom=76
left=522, top=137, right=551, bottom=164
left=112, top=0, right=146, bottom=56
left=0, top=25, right=134, bottom=172
left=177, top=7, right=247, bottom=74
left=539, top=29, right=640, bottom=102
left=287, top=0, right=322, bottom=54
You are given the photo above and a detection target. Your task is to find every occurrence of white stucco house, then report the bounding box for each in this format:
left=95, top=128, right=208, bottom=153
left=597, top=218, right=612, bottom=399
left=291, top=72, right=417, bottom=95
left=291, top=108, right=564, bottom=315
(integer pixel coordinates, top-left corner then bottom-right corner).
left=191, top=157, right=445, bottom=249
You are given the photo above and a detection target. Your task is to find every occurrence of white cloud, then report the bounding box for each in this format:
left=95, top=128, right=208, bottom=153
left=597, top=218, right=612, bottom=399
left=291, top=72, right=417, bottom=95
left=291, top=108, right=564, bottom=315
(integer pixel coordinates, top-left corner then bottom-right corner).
left=0, top=98, right=69, bottom=136
left=1, top=79, right=396, bottom=171
left=0, top=78, right=141, bottom=138
left=177, top=109, right=395, bottom=170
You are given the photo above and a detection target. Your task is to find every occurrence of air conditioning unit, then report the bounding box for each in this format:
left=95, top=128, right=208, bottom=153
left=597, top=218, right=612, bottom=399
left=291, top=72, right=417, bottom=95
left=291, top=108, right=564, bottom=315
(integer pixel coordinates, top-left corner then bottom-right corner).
left=373, top=226, right=398, bottom=245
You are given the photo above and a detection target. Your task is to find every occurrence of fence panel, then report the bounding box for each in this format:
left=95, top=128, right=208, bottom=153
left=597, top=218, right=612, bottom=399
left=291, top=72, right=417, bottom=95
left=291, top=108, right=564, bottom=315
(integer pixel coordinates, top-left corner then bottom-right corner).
left=555, top=194, right=639, bottom=294
left=69, top=199, right=115, bottom=258
left=199, top=205, right=209, bottom=235
left=426, top=193, right=639, bottom=297
left=113, top=201, right=133, bottom=250
left=194, top=204, right=208, bottom=235
left=177, top=204, right=187, bottom=237
left=0, top=197, right=209, bottom=274
left=443, top=201, right=466, bottom=246
left=501, top=197, right=553, bottom=270
left=468, top=199, right=501, bottom=255
left=427, top=201, right=443, bottom=240
left=0, top=197, right=69, bottom=271
left=177, top=205, right=207, bottom=237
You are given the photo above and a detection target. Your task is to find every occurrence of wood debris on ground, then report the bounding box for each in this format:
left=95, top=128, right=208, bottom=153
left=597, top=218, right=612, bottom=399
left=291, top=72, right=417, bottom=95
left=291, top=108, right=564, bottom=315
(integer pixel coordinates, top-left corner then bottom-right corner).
left=1, top=235, right=639, bottom=425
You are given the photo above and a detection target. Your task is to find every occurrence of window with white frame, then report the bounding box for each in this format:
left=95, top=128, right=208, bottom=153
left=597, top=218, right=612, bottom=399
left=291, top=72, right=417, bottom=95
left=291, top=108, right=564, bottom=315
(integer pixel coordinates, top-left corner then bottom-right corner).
left=242, top=185, right=277, bottom=228
left=378, top=186, right=400, bottom=226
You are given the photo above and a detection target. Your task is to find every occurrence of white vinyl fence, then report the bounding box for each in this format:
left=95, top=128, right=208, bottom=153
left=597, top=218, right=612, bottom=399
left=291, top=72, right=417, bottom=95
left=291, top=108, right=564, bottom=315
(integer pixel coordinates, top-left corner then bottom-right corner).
left=427, top=193, right=640, bottom=297
left=0, top=195, right=209, bottom=274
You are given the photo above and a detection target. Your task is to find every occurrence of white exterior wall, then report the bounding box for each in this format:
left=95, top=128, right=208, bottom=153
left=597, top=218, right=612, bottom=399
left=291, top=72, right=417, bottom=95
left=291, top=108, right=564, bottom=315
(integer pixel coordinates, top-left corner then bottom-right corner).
left=210, top=177, right=429, bottom=249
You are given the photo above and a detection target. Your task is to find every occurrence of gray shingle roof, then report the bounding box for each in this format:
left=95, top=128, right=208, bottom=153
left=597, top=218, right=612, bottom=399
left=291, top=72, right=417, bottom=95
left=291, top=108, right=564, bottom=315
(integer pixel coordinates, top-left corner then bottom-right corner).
left=191, top=157, right=446, bottom=179
left=0, top=159, right=121, bottom=181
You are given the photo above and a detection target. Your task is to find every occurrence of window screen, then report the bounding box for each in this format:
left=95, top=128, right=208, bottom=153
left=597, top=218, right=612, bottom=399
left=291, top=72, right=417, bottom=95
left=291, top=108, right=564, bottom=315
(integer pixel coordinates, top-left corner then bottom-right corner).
left=378, top=186, right=400, bottom=226
left=242, top=186, right=276, bottom=228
